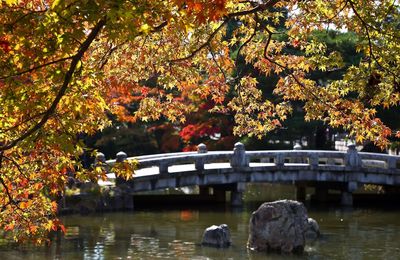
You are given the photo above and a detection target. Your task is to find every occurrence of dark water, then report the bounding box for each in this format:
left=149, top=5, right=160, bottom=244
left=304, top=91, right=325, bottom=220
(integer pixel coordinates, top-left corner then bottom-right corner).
left=1, top=184, right=400, bottom=259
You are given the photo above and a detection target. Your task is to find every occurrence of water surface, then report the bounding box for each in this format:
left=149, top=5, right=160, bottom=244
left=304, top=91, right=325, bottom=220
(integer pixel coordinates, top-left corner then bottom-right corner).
left=1, top=184, right=400, bottom=259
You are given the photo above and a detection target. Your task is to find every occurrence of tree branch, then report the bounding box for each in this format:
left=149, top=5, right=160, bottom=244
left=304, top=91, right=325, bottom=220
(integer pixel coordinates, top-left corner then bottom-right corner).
left=169, top=20, right=228, bottom=63
left=208, top=45, right=228, bottom=81
left=0, top=56, right=74, bottom=80
left=170, top=0, right=279, bottom=63
left=0, top=17, right=107, bottom=152
left=347, top=0, right=400, bottom=81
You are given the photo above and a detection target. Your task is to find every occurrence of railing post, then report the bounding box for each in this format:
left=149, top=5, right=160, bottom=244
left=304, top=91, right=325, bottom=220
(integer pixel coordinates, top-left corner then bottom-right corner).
left=196, top=143, right=207, bottom=171
left=276, top=153, right=284, bottom=167
left=345, top=143, right=361, bottom=169
left=310, top=153, right=319, bottom=169
left=342, top=144, right=360, bottom=207
left=115, top=151, right=128, bottom=187
left=292, top=142, right=303, bottom=163
left=230, top=142, right=249, bottom=168
left=159, top=162, right=169, bottom=175
left=115, top=151, right=133, bottom=210
left=94, top=152, right=110, bottom=173
left=387, top=157, right=397, bottom=170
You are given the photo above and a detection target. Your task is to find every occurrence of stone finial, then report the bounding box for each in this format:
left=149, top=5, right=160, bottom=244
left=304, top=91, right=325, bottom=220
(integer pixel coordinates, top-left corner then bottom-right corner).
left=231, top=142, right=249, bottom=168
left=95, top=152, right=106, bottom=163
left=116, top=151, right=127, bottom=162
left=94, top=152, right=110, bottom=173
left=196, top=143, right=207, bottom=171
left=234, top=142, right=245, bottom=151
left=346, top=142, right=357, bottom=151
left=197, top=143, right=207, bottom=153
left=293, top=143, right=302, bottom=150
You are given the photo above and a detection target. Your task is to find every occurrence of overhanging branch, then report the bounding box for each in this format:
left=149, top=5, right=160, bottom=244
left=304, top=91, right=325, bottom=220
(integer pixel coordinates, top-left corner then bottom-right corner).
left=0, top=17, right=107, bottom=152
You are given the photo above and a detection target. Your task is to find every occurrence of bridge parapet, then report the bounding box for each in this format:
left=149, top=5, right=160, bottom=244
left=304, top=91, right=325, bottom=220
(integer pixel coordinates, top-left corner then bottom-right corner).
left=98, top=143, right=400, bottom=207
left=103, top=143, right=400, bottom=179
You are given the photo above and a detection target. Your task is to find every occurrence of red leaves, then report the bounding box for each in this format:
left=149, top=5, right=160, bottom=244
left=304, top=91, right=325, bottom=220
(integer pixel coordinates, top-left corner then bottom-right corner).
left=179, top=123, right=220, bottom=141
left=59, top=224, right=66, bottom=233
left=50, top=219, right=66, bottom=233
left=0, top=38, right=11, bottom=53
left=182, top=144, right=197, bottom=151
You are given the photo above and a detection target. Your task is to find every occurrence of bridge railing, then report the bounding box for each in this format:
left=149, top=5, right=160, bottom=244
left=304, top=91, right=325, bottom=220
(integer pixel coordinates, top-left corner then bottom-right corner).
left=246, top=150, right=347, bottom=167
left=359, top=152, right=398, bottom=169
left=101, top=142, right=400, bottom=176
left=137, top=151, right=234, bottom=174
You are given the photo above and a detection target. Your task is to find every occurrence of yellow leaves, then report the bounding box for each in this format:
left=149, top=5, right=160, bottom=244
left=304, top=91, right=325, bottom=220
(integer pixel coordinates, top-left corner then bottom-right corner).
left=140, top=24, right=151, bottom=34
left=112, top=159, right=138, bottom=180
left=166, top=94, right=174, bottom=102
left=4, top=0, right=19, bottom=6
left=240, top=76, right=258, bottom=88
left=179, top=117, right=186, bottom=124
left=356, top=135, right=365, bottom=143
left=51, top=0, right=61, bottom=9
left=45, top=220, right=55, bottom=232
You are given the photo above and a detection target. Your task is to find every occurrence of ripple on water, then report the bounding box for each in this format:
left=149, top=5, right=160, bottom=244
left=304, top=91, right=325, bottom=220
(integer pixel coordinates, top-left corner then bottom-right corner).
left=2, top=196, right=400, bottom=259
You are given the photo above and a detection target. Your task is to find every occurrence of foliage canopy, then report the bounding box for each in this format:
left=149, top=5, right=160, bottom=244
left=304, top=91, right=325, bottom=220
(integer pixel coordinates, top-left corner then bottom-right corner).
left=0, top=0, right=399, bottom=242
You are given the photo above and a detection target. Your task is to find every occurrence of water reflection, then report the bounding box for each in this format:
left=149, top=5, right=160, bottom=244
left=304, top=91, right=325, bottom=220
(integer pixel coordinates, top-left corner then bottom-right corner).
left=2, top=208, right=395, bottom=259
left=1, top=184, right=400, bottom=259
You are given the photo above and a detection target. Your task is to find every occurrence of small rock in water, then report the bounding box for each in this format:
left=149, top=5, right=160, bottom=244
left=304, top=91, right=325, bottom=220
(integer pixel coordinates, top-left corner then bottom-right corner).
left=201, top=224, right=231, bottom=248
left=305, top=217, right=320, bottom=240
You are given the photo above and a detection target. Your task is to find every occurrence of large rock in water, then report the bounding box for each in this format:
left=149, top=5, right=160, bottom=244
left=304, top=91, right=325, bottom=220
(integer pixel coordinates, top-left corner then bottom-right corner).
left=247, top=200, right=319, bottom=254
left=201, top=224, right=231, bottom=248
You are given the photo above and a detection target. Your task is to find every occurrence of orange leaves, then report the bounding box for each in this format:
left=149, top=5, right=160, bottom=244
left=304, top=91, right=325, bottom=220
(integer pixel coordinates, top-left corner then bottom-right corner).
left=51, top=201, right=58, bottom=212
left=45, top=219, right=65, bottom=233
left=0, top=139, right=81, bottom=242
left=19, top=200, right=32, bottom=210
left=176, top=0, right=227, bottom=23
left=29, top=225, right=38, bottom=234
left=4, top=223, right=15, bottom=231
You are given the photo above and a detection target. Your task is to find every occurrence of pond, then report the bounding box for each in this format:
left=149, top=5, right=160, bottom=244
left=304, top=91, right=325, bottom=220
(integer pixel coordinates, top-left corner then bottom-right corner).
left=1, top=184, right=400, bottom=259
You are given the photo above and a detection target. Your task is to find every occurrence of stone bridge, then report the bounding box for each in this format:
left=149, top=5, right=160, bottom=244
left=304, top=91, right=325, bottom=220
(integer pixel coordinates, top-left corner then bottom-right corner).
left=98, top=143, right=400, bottom=207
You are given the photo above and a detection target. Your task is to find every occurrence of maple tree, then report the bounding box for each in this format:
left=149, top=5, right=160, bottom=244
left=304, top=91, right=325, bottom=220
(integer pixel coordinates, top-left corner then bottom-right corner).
left=178, top=100, right=236, bottom=151
left=0, top=0, right=399, bottom=243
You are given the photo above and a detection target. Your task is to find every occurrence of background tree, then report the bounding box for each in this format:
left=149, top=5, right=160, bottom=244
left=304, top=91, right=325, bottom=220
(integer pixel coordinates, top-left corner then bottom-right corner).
left=0, top=0, right=399, bottom=242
